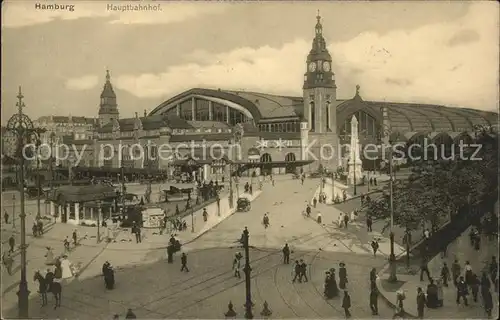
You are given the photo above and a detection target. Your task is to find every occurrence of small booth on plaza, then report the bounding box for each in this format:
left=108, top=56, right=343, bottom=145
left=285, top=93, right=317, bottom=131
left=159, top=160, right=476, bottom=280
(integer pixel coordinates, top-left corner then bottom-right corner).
left=46, top=185, right=118, bottom=225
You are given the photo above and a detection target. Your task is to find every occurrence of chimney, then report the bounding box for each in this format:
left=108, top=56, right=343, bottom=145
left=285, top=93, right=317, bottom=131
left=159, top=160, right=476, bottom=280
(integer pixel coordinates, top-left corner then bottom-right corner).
left=144, top=109, right=147, bottom=117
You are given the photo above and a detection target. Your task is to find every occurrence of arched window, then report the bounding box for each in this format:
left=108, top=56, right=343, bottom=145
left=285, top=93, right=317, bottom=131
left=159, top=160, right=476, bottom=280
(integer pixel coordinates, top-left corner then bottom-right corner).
left=260, top=153, right=272, bottom=162
left=284, top=153, right=296, bottom=162
left=310, top=102, right=315, bottom=132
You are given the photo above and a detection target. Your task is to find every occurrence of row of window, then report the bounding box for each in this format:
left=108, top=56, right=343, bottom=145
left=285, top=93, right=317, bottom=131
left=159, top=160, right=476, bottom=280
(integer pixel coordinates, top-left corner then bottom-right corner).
left=258, top=122, right=301, bottom=132
left=167, top=101, right=249, bottom=126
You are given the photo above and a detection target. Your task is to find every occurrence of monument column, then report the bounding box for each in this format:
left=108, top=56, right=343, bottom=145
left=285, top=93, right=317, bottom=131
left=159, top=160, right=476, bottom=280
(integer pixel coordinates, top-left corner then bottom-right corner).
left=348, top=115, right=363, bottom=185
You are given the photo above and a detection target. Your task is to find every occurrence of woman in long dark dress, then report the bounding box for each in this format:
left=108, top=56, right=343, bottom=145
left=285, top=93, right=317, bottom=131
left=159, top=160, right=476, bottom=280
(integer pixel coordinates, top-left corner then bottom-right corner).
left=324, top=271, right=331, bottom=298
left=329, top=268, right=339, bottom=297
left=339, top=262, right=348, bottom=290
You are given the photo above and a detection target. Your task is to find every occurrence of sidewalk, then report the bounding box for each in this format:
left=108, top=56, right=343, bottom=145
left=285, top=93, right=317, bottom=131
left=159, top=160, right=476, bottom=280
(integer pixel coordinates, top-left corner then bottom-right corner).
left=1, top=222, right=110, bottom=309
left=377, top=227, right=498, bottom=319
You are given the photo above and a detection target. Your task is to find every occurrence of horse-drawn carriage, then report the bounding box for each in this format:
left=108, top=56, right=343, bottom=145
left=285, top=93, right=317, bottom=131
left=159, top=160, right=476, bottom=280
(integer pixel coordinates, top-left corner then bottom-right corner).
left=237, top=197, right=251, bottom=212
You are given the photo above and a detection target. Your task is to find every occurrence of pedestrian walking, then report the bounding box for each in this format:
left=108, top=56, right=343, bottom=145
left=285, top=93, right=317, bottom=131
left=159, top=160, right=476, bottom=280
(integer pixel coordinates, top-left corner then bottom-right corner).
left=393, top=290, right=405, bottom=319
left=316, top=213, right=322, bottom=224
left=282, top=243, right=290, bottom=264
left=456, top=276, right=469, bottom=306
left=489, top=256, right=497, bottom=290
left=370, top=267, right=377, bottom=285
left=343, top=214, right=349, bottom=229
left=292, top=260, right=301, bottom=283
left=470, top=273, right=480, bottom=302
left=416, top=287, right=426, bottom=319
left=371, top=239, right=379, bottom=257
left=342, top=290, right=351, bottom=318
left=451, top=259, right=461, bottom=287
left=373, top=177, right=377, bottom=186
left=436, top=279, right=444, bottom=307
left=63, top=236, right=70, bottom=253
left=313, top=197, right=317, bottom=208
left=180, top=253, right=189, bottom=272
left=464, top=261, right=473, bottom=286
left=420, top=257, right=431, bottom=282
left=482, top=289, right=493, bottom=318
left=135, top=226, right=142, bottom=243
left=72, top=229, right=78, bottom=247
left=441, top=262, right=451, bottom=287
left=339, top=262, right=348, bottom=289
left=480, top=272, right=491, bottom=296
left=8, top=235, right=15, bottom=253
left=338, top=212, right=344, bottom=228
left=233, top=252, right=242, bottom=278
left=366, top=215, right=372, bottom=232
left=306, top=205, right=311, bottom=217
left=369, top=286, right=378, bottom=315
left=2, top=251, right=13, bottom=275
left=4, top=210, right=9, bottom=224
left=299, top=259, right=308, bottom=282
left=202, top=208, right=208, bottom=222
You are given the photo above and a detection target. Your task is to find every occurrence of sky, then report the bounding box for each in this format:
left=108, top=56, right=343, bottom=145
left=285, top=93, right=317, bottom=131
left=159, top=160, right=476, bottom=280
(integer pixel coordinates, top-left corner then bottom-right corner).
left=1, top=0, right=499, bottom=123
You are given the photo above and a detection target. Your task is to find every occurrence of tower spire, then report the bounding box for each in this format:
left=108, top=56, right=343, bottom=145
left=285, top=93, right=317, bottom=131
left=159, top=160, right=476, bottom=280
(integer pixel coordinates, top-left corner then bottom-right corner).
left=315, top=10, right=322, bottom=35
left=106, top=69, right=111, bottom=82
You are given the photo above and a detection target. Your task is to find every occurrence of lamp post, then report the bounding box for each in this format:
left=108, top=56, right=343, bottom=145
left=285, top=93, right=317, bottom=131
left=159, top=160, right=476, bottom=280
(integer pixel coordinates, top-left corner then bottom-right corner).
left=35, top=138, right=42, bottom=219
left=191, top=207, right=195, bottom=233
left=12, top=194, right=16, bottom=230
left=366, top=170, right=370, bottom=192
left=241, top=227, right=253, bottom=319
left=216, top=192, right=221, bottom=216
left=96, top=200, right=101, bottom=243
left=120, top=165, right=125, bottom=215
left=5, top=86, right=43, bottom=317
left=49, top=132, right=55, bottom=192
left=229, top=125, right=243, bottom=208
left=383, top=128, right=397, bottom=282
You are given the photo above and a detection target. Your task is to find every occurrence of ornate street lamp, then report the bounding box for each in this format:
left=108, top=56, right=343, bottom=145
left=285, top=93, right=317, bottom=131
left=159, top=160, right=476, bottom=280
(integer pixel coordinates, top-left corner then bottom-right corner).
left=229, top=125, right=244, bottom=208
left=5, top=86, right=45, bottom=318
left=241, top=227, right=253, bottom=319
left=381, top=125, right=397, bottom=283
left=96, top=199, right=102, bottom=243
left=12, top=194, right=16, bottom=230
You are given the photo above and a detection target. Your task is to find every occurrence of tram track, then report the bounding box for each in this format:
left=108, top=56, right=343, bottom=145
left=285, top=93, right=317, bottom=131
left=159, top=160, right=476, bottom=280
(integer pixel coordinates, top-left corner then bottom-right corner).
left=135, top=233, right=327, bottom=310
left=283, top=238, right=340, bottom=318
left=308, top=248, right=381, bottom=318
left=135, top=233, right=332, bottom=317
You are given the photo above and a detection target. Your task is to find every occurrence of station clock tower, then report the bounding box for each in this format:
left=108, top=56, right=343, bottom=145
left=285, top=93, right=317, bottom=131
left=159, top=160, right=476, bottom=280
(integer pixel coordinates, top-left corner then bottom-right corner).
left=302, top=13, right=338, bottom=171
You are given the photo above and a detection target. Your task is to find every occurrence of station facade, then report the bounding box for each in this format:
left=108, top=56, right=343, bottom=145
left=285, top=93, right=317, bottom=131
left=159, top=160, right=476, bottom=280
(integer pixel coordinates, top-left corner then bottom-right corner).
left=36, top=14, right=498, bottom=181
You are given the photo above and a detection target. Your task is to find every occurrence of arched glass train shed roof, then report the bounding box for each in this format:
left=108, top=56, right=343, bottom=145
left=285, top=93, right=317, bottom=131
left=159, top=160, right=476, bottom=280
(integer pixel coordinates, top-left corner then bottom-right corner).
left=149, top=88, right=498, bottom=134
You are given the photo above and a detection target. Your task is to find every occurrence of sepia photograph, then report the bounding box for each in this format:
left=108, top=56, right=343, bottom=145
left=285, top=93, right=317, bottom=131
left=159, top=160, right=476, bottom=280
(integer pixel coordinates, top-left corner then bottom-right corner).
left=1, top=1, right=498, bottom=319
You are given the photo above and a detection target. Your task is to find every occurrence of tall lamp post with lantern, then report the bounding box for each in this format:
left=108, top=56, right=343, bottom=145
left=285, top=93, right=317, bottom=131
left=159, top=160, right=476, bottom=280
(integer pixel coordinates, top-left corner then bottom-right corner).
left=229, top=124, right=244, bottom=208
left=381, top=125, right=397, bottom=283
left=6, top=86, right=45, bottom=318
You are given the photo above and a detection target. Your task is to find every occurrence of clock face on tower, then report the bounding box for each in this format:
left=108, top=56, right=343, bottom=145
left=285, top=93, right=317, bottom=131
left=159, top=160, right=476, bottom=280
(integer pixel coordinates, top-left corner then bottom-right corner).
left=308, top=62, right=317, bottom=72
left=323, top=61, right=331, bottom=72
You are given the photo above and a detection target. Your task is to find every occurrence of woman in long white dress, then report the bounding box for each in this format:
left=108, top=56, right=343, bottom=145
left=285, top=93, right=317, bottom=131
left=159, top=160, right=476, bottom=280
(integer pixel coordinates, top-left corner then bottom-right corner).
left=60, top=256, right=73, bottom=279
